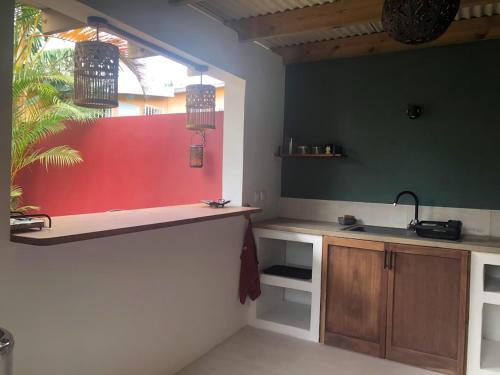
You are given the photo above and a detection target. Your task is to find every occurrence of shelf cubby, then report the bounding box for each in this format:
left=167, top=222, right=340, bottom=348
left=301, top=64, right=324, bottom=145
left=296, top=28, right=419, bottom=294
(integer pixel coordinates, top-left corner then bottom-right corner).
left=468, top=253, right=500, bottom=375
left=259, top=273, right=312, bottom=292
left=485, top=265, right=500, bottom=293
left=482, top=304, right=500, bottom=372
left=481, top=339, right=500, bottom=373
left=250, top=228, right=322, bottom=342
left=257, top=285, right=311, bottom=330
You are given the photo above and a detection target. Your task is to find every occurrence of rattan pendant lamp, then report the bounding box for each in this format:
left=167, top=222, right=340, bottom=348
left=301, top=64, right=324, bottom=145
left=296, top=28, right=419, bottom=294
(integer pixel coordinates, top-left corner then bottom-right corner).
left=74, top=20, right=120, bottom=108
left=382, top=0, right=460, bottom=45
left=186, top=70, right=216, bottom=168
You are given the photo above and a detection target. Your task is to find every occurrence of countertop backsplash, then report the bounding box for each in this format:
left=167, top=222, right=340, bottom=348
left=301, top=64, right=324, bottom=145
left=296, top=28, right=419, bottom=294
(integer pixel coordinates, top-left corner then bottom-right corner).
left=279, top=197, right=500, bottom=237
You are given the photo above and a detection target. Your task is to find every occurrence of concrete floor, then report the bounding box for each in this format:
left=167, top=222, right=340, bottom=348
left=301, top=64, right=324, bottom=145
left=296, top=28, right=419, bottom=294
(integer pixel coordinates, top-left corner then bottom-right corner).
left=176, top=327, right=439, bottom=375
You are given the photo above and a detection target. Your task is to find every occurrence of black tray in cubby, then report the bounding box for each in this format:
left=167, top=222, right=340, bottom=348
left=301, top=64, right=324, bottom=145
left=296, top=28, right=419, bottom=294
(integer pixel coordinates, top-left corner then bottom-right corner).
left=262, top=265, right=312, bottom=280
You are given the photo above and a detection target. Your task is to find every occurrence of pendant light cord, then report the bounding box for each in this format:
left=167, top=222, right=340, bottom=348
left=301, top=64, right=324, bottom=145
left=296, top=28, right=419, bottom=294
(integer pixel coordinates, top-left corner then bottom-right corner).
left=198, top=74, right=206, bottom=146
left=190, top=130, right=207, bottom=147
left=199, top=131, right=206, bottom=147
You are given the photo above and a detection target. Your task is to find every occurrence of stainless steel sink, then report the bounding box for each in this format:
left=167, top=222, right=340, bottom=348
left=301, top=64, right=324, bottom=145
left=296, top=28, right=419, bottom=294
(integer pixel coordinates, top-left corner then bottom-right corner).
left=342, top=224, right=414, bottom=237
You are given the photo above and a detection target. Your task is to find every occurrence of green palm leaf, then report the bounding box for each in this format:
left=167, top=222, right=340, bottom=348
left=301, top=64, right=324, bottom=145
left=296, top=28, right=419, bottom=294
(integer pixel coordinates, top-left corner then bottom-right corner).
left=9, top=185, right=39, bottom=212
left=10, top=3, right=97, bottom=211
left=11, top=3, right=143, bottom=211
left=31, top=146, right=83, bottom=170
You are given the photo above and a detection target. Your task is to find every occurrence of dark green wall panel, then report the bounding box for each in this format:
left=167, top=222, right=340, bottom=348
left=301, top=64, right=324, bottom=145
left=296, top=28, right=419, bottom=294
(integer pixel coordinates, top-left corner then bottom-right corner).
left=282, top=40, right=500, bottom=209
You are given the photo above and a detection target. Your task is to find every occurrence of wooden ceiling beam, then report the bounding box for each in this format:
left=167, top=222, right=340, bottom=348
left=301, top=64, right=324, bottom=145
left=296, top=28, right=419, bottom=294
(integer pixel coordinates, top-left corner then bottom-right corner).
left=227, top=0, right=497, bottom=42
left=227, top=0, right=382, bottom=41
left=274, top=13, right=500, bottom=64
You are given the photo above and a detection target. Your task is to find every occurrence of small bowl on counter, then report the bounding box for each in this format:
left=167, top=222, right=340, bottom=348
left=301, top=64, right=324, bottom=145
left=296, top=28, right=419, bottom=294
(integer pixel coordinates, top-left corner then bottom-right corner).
left=338, top=215, right=357, bottom=226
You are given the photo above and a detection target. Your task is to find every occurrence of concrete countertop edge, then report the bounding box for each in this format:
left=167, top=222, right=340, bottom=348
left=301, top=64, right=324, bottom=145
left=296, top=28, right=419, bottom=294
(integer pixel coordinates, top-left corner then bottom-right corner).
left=254, top=218, right=500, bottom=255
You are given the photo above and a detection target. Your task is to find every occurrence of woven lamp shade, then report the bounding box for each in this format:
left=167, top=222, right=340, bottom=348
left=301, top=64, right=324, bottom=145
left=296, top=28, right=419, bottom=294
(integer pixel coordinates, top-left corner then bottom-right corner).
left=74, top=40, right=120, bottom=109
left=186, top=84, right=216, bottom=131
left=382, top=0, right=460, bottom=45
left=190, top=144, right=204, bottom=168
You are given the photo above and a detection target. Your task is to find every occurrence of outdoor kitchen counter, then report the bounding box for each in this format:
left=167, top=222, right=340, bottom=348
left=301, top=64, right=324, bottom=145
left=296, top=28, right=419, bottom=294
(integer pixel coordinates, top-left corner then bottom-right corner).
left=11, top=204, right=261, bottom=246
left=255, top=218, right=500, bottom=254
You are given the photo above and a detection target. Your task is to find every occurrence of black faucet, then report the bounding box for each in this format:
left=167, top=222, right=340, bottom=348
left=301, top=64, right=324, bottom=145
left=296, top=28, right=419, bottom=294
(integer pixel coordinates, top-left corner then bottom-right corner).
left=393, top=191, right=419, bottom=230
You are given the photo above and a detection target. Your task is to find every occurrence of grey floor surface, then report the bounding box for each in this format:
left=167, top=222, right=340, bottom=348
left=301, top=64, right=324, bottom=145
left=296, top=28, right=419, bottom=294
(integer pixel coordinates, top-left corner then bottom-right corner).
left=176, top=327, right=439, bottom=375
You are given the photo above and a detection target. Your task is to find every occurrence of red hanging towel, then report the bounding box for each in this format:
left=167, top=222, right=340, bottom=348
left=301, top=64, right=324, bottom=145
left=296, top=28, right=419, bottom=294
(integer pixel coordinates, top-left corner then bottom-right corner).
left=239, top=218, right=261, bottom=304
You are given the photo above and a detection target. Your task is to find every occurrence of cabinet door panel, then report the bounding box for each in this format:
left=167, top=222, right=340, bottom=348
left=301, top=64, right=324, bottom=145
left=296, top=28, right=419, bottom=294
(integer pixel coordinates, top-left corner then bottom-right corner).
left=386, top=244, right=469, bottom=375
left=322, top=238, right=387, bottom=357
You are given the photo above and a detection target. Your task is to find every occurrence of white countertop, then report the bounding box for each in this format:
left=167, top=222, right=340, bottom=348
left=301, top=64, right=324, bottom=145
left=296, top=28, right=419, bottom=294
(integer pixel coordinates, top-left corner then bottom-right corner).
left=255, top=218, right=500, bottom=254
left=11, top=204, right=261, bottom=246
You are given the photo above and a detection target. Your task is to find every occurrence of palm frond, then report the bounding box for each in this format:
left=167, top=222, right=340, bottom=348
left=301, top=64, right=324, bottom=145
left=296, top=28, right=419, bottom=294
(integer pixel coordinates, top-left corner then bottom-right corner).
left=10, top=184, right=39, bottom=212
left=32, top=146, right=83, bottom=170
left=120, top=55, right=147, bottom=95
left=13, top=4, right=43, bottom=70
left=11, top=4, right=147, bottom=210
left=11, top=3, right=92, bottom=210
left=36, top=48, right=74, bottom=74
left=10, top=185, right=23, bottom=199
left=16, top=205, right=40, bottom=212
left=12, top=75, right=60, bottom=103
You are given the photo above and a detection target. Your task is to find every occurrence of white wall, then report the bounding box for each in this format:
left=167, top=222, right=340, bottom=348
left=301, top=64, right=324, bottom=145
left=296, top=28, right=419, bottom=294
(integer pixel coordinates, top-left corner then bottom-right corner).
left=1, top=219, right=249, bottom=375
left=0, top=1, right=284, bottom=375
left=280, top=197, right=500, bottom=236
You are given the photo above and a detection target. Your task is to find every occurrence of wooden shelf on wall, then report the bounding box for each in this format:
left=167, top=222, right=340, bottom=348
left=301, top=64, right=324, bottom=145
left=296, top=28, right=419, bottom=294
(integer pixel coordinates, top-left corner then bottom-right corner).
left=276, top=153, right=347, bottom=159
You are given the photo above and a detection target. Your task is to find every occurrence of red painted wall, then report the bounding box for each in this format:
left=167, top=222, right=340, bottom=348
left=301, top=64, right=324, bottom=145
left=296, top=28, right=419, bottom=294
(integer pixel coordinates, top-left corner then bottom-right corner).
left=17, top=112, right=223, bottom=216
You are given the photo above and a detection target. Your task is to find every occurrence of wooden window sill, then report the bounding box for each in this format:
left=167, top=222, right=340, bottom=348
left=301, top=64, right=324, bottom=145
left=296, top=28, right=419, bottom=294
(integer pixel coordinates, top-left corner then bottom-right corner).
left=10, top=204, right=261, bottom=246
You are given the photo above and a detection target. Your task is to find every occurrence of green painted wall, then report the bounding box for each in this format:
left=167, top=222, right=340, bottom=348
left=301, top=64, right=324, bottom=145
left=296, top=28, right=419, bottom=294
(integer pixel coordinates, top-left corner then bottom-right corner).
left=282, top=40, right=500, bottom=209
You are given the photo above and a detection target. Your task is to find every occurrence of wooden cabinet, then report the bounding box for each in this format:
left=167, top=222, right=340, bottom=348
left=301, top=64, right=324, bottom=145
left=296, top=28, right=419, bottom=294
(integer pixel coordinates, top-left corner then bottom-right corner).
left=385, top=243, right=469, bottom=375
left=321, top=237, right=387, bottom=357
left=321, top=237, right=469, bottom=375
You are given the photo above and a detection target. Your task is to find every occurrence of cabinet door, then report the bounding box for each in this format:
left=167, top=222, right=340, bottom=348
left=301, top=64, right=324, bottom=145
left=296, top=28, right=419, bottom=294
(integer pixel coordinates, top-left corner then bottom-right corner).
left=386, top=244, right=469, bottom=375
left=321, top=237, right=388, bottom=357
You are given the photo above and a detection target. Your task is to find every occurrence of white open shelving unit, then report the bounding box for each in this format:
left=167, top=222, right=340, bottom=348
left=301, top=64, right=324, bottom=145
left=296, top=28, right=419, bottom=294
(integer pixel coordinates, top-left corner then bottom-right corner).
left=250, top=228, right=322, bottom=342
left=468, top=252, right=500, bottom=375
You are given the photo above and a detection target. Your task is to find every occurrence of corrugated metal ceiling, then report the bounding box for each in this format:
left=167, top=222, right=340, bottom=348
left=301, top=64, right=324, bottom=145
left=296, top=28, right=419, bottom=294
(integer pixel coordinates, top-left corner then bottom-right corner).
left=195, top=0, right=336, bottom=21
left=192, top=0, right=500, bottom=49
